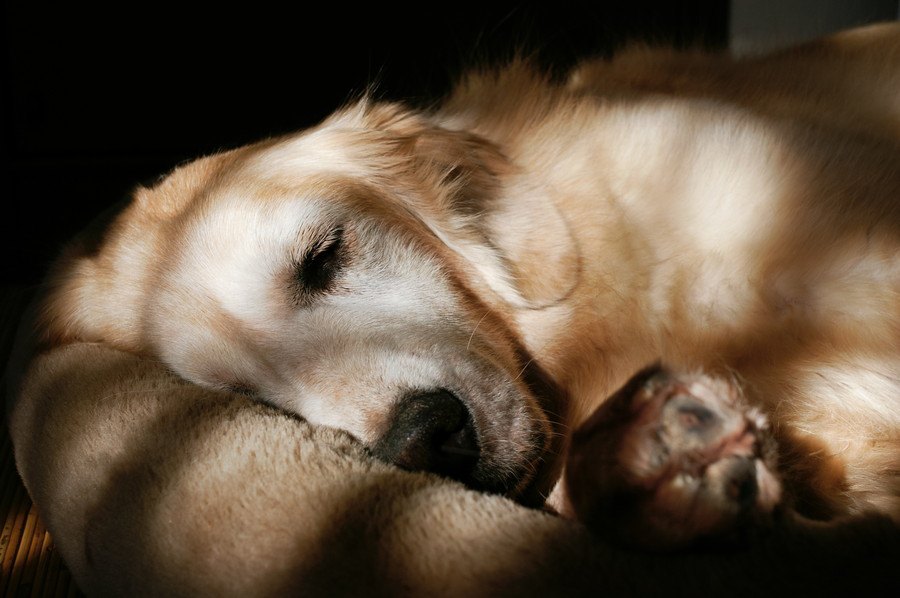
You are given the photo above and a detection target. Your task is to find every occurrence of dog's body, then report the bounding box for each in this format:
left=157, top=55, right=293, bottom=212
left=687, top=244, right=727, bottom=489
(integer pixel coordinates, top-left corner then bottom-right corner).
left=26, top=24, right=900, bottom=540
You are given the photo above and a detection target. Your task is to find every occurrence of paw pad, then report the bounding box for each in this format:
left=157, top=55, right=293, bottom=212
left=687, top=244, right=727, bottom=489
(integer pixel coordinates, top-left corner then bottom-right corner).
left=566, top=365, right=782, bottom=550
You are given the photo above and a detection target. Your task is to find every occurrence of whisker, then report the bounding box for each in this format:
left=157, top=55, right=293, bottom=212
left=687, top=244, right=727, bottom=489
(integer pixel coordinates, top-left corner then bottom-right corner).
left=467, top=311, right=490, bottom=352
left=512, top=358, right=535, bottom=383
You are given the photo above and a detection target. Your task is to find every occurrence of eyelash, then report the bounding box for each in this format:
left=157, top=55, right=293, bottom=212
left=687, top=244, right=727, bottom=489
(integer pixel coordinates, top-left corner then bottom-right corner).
left=293, top=226, right=345, bottom=299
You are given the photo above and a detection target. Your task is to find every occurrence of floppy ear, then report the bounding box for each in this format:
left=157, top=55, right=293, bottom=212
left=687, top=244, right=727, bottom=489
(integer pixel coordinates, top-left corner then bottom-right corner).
left=479, top=174, right=581, bottom=309
left=361, top=102, right=580, bottom=309
left=358, top=102, right=511, bottom=216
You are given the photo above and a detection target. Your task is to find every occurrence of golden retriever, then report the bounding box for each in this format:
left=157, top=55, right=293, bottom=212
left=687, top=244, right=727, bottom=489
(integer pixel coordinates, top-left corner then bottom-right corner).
left=29, top=23, right=900, bottom=549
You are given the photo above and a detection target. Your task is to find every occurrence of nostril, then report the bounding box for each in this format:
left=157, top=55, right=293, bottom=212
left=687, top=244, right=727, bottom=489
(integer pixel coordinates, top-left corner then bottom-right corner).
left=371, top=389, right=480, bottom=482
left=440, top=425, right=479, bottom=458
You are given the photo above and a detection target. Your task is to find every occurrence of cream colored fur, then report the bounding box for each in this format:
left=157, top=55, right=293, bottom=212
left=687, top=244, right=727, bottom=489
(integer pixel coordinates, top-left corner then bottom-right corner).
left=7, top=23, right=900, bottom=593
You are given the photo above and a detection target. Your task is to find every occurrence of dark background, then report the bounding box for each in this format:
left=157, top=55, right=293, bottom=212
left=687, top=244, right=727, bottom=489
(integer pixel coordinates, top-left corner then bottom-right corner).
left=2, top=1, right=897, bottom=285
left=2, top=1, right=732, bottom=286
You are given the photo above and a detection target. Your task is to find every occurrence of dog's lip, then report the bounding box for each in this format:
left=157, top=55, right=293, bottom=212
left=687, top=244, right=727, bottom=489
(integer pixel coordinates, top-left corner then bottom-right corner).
left=506, top=426, right=555, bottom=507
left=474, top=350, right=563, bottom=502
left=507, top=353, right=567, bottom=504
left=467, top=431, right=548, bottom=498
left=458, top=370, right=558, bottom=501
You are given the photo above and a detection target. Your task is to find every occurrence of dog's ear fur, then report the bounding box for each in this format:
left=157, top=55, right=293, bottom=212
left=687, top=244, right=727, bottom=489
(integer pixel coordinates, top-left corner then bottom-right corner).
left=357, top=101, right=580, bottom=309
left=356, top=102, right=512, bottom=217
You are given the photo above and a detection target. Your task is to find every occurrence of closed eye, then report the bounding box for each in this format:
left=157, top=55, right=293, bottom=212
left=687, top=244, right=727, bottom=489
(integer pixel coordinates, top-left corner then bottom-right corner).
left=293, top=226, right=345, bottom=301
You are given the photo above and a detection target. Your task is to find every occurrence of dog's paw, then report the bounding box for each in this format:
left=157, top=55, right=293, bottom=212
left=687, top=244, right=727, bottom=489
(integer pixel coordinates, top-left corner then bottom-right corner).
left=565, top=364, right=783, bottom=550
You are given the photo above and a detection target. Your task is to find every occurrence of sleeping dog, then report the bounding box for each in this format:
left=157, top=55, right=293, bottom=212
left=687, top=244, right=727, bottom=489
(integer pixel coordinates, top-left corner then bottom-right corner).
left=29, top=23, right=900, bottom=549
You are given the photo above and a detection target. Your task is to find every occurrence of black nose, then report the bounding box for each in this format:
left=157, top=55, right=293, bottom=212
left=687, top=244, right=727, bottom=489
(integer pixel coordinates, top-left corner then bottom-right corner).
left=371, top=389, right=480, bottom=482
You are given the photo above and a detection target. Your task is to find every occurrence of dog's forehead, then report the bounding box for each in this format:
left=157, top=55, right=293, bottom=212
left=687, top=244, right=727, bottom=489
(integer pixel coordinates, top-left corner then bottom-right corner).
left=172, top=118, right=406, bottom=250
left=189, top=189, right=334, bottom=248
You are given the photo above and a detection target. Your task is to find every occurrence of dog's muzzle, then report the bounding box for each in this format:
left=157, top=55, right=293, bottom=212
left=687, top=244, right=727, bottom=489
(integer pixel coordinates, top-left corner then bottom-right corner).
left=371, top=389, right=480, bottom=484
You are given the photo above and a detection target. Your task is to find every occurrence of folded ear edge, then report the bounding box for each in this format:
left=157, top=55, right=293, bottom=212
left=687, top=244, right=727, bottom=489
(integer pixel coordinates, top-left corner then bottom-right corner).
left=359, top=101, right=581, bottom=309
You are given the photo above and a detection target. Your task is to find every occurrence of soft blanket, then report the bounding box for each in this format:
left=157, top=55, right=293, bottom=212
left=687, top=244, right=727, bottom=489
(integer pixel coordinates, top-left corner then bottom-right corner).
left=9, top=342, right=898, bottom=595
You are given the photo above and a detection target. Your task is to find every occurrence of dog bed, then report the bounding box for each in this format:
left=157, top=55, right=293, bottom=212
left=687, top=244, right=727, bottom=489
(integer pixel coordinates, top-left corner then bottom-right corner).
left=7, top=341, right=899, bottom=595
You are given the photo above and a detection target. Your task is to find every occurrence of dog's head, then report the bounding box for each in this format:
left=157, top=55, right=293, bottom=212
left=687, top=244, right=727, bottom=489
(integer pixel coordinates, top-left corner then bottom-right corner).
left=43, top=100, right=578, bottom=502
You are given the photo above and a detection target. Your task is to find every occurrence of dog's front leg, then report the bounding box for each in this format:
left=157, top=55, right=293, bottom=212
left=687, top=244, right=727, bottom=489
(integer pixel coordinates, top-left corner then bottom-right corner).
left=564, top=365, right=785, bottom=550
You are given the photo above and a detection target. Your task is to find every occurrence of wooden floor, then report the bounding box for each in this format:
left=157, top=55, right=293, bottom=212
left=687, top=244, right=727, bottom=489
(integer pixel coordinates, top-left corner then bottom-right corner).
left=1, top=286, right=81, bottom=597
